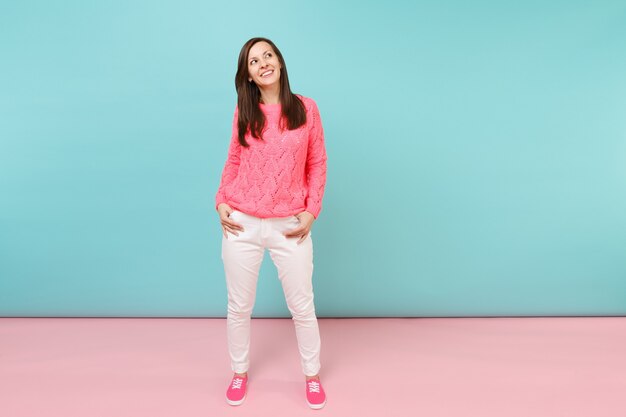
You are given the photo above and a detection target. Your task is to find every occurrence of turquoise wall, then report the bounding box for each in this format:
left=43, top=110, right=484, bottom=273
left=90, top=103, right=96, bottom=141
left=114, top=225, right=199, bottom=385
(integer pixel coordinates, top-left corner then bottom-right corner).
left=1, top=1, right=625, bottom=317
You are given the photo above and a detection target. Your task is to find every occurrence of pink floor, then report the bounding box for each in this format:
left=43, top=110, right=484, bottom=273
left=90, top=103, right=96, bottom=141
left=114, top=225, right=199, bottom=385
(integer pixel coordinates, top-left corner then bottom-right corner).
left=1, top=317, right=625, bottom=416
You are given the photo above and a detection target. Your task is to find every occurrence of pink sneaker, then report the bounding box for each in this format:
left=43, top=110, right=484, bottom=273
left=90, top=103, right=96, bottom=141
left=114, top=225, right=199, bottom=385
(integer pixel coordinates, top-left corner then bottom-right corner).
left=226, top=374, right=247, bottom=406
left=306, top=378, right=326, bottom=409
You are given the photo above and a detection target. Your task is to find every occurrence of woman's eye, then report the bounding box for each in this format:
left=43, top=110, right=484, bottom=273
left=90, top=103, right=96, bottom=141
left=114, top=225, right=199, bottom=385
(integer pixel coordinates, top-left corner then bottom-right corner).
left=250, top=60, right=257, bottom=65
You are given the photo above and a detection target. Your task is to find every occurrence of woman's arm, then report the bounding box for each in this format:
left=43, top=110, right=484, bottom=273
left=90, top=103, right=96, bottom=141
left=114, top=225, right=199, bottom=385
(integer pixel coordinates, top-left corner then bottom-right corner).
left=215, top=107, right=241, bottom=209
left=304, top=99, right=328, bottom=218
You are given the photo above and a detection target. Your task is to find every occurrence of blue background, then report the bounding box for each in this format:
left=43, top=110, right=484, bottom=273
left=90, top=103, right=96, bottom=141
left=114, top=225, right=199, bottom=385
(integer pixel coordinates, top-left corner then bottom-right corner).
left=1, top=0, right=625, bottom=317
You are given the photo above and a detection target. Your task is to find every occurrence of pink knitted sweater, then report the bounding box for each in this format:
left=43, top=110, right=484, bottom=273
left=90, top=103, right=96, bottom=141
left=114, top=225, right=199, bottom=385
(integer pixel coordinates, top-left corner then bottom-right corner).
left=215, top=95, right=327, bottom=218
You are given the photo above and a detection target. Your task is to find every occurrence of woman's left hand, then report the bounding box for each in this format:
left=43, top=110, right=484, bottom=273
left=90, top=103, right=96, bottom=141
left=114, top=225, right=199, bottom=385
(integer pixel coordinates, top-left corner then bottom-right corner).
left=284, top=211, right=315, bottom=244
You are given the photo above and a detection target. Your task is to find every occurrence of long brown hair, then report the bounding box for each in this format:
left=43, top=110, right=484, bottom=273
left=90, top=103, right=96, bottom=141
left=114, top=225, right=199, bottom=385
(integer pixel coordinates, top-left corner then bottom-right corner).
left=234, top=37, right=306, bottom=147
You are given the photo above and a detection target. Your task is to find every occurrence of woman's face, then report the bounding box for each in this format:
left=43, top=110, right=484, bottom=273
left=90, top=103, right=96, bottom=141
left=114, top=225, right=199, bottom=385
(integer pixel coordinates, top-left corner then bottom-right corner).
left=247, top=41, right=282, bottom=88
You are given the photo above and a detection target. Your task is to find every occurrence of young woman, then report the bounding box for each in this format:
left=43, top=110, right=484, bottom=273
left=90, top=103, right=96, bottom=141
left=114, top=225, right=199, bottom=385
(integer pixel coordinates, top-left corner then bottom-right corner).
left=215, top=37, right=328, bottom=409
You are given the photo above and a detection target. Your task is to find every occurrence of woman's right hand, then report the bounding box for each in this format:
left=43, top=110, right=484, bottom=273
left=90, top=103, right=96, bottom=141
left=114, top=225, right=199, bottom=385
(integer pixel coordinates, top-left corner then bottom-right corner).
left=217, top=203, right=245, bottom=238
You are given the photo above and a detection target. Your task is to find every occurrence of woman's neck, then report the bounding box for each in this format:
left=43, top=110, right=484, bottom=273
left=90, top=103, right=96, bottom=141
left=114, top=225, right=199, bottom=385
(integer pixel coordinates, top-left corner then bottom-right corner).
left=259, top=84, right=281, bottom=105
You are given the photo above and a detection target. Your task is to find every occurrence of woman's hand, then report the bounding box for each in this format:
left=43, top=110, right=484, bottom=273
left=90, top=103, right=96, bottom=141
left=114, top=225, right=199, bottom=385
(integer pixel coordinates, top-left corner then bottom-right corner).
left=217, top=203, right=244, bottom=238
left=284, top=211, right=315, bottom=244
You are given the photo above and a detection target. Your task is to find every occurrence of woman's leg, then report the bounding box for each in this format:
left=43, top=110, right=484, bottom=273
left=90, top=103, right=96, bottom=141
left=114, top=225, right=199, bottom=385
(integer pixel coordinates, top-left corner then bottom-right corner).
left=267, top=216, right=321, bottom=377
left=222, top=211, right=264, bottom=374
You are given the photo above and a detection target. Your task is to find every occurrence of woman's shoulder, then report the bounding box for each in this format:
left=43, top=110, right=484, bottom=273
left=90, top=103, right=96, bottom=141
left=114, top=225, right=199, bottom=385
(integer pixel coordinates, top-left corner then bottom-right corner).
left=295, top=94, right=319, bottom=112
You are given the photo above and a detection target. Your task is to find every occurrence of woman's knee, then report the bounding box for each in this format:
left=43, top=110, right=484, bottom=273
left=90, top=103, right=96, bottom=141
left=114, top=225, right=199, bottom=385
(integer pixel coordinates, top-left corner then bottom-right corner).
left=227, top=300, right=254, bottom=318
left=287, top=296, right=316, bottom=320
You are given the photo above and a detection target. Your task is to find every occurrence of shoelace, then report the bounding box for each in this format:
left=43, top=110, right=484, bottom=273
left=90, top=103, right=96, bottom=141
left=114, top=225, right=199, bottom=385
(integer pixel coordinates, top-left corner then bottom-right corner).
left=307, top=381, right=320, bottom=393
left=231, top=378, right=243, bottom=390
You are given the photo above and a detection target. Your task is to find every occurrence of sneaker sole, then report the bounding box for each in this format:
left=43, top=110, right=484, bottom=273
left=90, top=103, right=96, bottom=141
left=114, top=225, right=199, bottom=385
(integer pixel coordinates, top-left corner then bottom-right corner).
left=226, top=394, right=246, bottom=406
left=307, top=399, right=326, bottom=410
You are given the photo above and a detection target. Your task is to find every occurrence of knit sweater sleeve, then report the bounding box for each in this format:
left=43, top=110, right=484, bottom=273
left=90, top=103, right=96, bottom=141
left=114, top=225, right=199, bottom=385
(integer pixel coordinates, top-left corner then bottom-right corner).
left=304, top=99, right=328, bottom=218
left=215, top=107, right=241, bottom=209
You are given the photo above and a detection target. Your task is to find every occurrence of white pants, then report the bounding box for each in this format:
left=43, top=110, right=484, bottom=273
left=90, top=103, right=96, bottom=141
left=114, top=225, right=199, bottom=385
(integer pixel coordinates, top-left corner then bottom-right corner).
left=222, top=209, right=321, bottom=376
